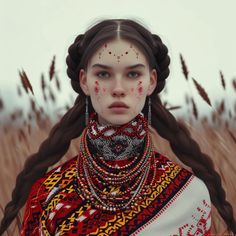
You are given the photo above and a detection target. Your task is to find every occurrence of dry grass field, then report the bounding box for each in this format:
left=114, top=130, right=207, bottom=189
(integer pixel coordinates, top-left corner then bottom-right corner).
left=0, top=55, right=235, bottom=235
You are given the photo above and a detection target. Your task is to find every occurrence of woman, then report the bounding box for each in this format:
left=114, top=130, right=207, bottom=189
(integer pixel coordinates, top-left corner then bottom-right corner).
left=0, top=18, right=235, bottom=235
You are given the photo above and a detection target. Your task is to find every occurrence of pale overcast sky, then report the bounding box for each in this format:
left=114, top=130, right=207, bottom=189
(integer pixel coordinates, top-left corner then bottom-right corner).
left=0, top=0, right=236, bottom=119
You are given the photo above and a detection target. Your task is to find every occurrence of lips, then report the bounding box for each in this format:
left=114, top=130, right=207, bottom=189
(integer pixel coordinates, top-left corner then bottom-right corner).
left=109, top=102, right=129, bottom=108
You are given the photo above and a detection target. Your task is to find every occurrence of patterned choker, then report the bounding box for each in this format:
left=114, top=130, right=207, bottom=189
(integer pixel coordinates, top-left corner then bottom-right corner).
left=86, top=112, right=148, bottom=161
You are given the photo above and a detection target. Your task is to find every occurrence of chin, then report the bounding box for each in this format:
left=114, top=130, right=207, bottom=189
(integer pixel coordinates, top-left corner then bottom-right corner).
left=98, top=115, right=127, bottom=126
left=108, top=115, right=135, bottom=126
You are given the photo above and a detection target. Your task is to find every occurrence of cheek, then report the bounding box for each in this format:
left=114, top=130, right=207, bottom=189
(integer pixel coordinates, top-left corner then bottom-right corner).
left=93, top=81, right=107, bottom=95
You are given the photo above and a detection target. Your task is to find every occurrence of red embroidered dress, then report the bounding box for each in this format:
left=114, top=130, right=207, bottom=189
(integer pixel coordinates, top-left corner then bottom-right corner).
left=21, top=113, right=212, bottom=235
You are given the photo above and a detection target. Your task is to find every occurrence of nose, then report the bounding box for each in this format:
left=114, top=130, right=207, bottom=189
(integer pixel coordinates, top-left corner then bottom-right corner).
left=111, top=79, right=126, bottom=97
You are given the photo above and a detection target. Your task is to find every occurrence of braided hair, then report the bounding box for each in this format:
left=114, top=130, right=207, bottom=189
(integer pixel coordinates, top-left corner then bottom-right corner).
left=0, top=18, right=235, bottom=235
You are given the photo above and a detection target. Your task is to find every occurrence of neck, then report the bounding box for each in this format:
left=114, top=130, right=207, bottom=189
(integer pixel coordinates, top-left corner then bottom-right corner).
left=86, top=112, right=148, bottom=161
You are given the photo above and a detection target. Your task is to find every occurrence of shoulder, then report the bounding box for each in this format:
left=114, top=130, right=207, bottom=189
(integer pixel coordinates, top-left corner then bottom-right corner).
left=40, top=155, right=78, bottom=182
left=45, top=154, right=78, bottom=177
left=27, top=155, right=78, bottom=202
left=153, top=150, right=211, bottom=201
left=153, top=150, right=187, bottom=173
left=186, top=174, right=211, bottom=204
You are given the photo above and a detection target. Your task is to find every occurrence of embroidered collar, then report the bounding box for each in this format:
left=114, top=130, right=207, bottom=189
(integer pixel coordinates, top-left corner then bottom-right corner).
left=86, top=112, right=149, bottom=161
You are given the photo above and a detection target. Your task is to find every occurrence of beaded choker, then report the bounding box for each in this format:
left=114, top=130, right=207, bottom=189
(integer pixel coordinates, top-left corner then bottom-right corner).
left=87, top=112, right=147, bottom=161
left=76, top=112, right=156, bottom=212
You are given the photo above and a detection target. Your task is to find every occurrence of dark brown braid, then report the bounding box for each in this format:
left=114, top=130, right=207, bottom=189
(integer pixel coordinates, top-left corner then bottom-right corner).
left=0, top=18, right=235, bottom=235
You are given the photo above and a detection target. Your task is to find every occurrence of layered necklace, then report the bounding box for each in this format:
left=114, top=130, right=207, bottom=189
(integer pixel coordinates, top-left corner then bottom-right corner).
left=76, top=112, right=157, bottom=212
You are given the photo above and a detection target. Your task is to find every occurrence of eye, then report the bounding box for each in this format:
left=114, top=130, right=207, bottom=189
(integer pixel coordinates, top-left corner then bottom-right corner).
left=128, top=71, right=141, bottom=78
left=96, top=71, right=110, bottom=78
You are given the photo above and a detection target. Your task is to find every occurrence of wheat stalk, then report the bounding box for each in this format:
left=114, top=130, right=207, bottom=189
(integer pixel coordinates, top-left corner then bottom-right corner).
left=48, top=86, right=56, bottom=103
left=0, top=97, right=3, bottom=111
left=192, top=77, right=212, bottom=106
left=220, top=70, right=226, bottom=90
left=19, top=69, right=34, bottom=95
left=166, top=106, right=182, bottom=111
left=49, top=55, right=56, bottom=81
left=29, top=98, right=36, bottom=113
left=179, top=53, right=189, bottom=80
left=41, top=73, right=46, bottom=92
left=191, top=98, right=198, bottom=120
left=217, top=99, right=225, bottom=116
left=55, top=74, right=61, bottom=91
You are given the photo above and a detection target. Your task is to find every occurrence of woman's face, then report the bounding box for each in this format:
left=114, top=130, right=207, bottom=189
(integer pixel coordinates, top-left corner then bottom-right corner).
left=79, top=39, right=157, bottom=126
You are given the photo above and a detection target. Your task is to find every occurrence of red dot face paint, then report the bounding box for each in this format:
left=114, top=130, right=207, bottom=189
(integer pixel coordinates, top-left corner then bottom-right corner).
left=137, top=81, right=143, bottom=95
left=94, top=81, right=100, bottom=94
left=138, top=86, right=143, bottom=94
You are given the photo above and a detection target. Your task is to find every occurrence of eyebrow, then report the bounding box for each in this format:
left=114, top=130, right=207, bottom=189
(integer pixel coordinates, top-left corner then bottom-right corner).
left=91, top=63, right=145, bottom=70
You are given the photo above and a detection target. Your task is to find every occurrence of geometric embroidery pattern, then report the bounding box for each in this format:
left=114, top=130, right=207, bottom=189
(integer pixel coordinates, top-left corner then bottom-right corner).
left=21, top=151, right=195, bottom=236
left=175, top=199, right=211, bottom=236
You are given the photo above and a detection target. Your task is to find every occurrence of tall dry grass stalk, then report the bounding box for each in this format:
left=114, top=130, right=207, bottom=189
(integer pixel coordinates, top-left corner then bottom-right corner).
left=220, top=70, right=226, bottom=90
left=217, top=99, right=225, bottom=116
left=191, top=97, right=198, bottom=120
left=179, top=53, right=235, bottom=143
left=55, top=74, right=61, bottom=92
left=48, top=86, right=56, bottom=104
left=191, top=77, right=212, bottom=107
left=179, top=53, right=189, bottom=80
left=0, top=98, right=3, bottom=111
left=18, top=69, right=34, bottom=95
left=49, top=55, right=56, bottom=81
left=166, top=105, right=182, bottom=111
left=41, top=73, right=46, bottom=92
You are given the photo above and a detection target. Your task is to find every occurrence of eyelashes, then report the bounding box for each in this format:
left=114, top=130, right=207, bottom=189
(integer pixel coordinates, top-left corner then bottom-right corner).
left=95, top=71, right=141, bottom=79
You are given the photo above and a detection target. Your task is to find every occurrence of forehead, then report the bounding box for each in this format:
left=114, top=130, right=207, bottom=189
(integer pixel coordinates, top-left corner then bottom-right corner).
left=87, top=39, right=149, bottom=69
